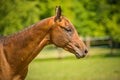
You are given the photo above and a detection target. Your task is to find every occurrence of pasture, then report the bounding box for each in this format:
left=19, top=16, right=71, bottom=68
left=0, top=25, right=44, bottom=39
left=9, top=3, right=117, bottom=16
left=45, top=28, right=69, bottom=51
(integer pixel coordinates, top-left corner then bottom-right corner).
left=26, top=47, right=120, bottom=80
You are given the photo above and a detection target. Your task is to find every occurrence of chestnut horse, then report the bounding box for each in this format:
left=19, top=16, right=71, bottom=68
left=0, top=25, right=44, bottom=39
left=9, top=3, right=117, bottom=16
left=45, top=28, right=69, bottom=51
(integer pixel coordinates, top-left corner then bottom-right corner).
left=0, top=6, right=88, bottom=80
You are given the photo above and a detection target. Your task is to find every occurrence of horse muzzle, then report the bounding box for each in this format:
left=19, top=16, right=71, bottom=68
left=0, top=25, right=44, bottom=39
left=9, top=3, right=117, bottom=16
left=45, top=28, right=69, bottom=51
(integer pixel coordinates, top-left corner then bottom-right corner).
left=74, top=45, right=88, bottom=59
left=74, top=48, right=88, bottom=59
left=63, top=42, right=88, bottom=59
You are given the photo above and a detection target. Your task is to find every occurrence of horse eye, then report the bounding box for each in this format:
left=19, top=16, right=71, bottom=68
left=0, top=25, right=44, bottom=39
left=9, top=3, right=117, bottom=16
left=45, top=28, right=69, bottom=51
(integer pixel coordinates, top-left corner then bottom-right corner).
left=65, top=28, right=72, bottom=32
left=60, top=26, right=72, bottom=32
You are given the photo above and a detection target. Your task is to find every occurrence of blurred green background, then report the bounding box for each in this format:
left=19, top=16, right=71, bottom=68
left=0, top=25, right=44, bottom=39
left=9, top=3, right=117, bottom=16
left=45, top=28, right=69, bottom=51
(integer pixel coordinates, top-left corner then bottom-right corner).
left=0, top=0, right=120, bottom=80
left=0, top=0, right=120, bottom=41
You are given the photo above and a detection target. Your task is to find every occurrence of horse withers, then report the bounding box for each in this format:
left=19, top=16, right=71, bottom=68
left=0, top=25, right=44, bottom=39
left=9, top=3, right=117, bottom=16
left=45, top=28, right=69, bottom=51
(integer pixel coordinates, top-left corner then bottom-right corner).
left=0, top=6, right=88, bottom=80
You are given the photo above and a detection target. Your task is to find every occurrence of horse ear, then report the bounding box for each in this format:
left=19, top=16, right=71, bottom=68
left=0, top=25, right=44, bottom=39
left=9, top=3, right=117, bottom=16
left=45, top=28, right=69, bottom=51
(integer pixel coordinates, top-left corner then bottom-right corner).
left=54, top=6, right=62, bottom=22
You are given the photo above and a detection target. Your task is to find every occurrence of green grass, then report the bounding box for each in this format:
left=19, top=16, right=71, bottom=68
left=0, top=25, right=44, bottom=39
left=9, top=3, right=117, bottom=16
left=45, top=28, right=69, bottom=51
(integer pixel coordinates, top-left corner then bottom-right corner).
left=26, top=55, right=120, bottom=80
left=26, top=47, right=120, bottom=80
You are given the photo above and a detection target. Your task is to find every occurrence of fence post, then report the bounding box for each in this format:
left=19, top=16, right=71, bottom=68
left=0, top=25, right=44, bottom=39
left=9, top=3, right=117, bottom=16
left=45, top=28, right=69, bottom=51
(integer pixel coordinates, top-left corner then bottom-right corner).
left=109, top=37, right=113, bottom=55
left=57, top=47, right=63, bottom=59
left=85, top=36, right=90, bottom=49
left=85, top=36, right=90, bottom=56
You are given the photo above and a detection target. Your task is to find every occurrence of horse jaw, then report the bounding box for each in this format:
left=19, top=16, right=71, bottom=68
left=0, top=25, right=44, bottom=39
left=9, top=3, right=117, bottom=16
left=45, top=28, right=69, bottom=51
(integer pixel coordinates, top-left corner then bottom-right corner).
left=63, top=42, right=87, bottom=59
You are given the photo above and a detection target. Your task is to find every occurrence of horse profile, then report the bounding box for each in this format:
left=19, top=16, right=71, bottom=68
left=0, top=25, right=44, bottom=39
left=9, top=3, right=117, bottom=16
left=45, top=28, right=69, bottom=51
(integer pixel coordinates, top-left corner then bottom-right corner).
left=0, top=6, right=88, bottom=80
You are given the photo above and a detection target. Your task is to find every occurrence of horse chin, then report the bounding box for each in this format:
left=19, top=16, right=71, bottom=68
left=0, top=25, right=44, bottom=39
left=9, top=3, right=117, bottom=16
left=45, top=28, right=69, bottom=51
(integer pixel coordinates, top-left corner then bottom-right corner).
left=63, top=47, right=85, bottom=59
left=74, top=52, right=85, bottom=59
left=63, top=43, right=85, bottom=59
left=73, top=47, right=85, bottom=59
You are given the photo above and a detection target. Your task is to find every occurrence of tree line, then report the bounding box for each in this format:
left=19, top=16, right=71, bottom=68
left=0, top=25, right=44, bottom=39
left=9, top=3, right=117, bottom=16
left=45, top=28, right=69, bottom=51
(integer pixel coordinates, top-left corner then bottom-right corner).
left=0, top=0, right=120, bottom=42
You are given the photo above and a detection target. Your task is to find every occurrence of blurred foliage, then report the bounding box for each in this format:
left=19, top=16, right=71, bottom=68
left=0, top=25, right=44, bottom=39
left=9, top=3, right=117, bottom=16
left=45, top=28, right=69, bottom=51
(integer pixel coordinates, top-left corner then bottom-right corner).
left=0, top=0, right=120, bottom=42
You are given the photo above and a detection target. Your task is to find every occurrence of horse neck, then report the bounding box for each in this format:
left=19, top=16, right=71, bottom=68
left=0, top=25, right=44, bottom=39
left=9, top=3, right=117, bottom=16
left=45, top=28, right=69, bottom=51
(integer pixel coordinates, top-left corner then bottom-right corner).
left=3, top=17, right=54, bottom=69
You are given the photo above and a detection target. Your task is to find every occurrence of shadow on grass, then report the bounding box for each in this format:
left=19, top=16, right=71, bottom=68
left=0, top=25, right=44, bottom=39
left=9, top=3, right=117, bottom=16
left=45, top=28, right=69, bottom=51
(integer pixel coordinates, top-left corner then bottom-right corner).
left=89, top=53, right=120, bottom=58
left=34, top=53, right=120, bottom=62
left=35, top=56, right=76, bottom=62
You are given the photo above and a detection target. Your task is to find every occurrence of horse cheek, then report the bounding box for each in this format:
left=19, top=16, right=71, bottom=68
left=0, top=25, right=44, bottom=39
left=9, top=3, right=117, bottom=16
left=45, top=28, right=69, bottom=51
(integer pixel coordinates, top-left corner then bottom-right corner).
left=52, top=32, right=66, bottom=47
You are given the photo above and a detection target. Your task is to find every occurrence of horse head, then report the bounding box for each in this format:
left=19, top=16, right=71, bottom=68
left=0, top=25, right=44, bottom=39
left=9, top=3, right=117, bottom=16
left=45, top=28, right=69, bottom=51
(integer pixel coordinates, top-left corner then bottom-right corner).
left=49, top=6, right=88, bottom=59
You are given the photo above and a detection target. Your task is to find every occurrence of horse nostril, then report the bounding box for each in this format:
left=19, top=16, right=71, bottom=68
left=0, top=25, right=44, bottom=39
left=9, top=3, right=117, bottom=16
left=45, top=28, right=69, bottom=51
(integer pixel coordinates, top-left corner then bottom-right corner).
left=76, top=45, right=80, bottom=49
left=84, top=49, right=88, bottom=54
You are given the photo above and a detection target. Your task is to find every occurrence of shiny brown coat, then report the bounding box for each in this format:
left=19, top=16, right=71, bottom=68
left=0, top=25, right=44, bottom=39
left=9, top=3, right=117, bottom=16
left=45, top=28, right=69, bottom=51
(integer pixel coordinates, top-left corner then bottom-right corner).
left=0, top=7, right=88, bottom=80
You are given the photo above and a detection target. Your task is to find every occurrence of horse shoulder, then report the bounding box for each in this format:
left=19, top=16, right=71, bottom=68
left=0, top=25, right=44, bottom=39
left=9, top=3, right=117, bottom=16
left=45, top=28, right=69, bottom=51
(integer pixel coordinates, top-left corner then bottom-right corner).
left=0, top=42, right=13, bottom=80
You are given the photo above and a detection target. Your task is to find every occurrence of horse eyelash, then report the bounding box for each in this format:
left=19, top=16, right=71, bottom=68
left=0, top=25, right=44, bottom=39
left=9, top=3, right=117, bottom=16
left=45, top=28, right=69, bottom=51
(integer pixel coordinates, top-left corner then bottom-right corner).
left=65, top=28, right=72, bottom=32
left=60, top=26, right=72, bottom=32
